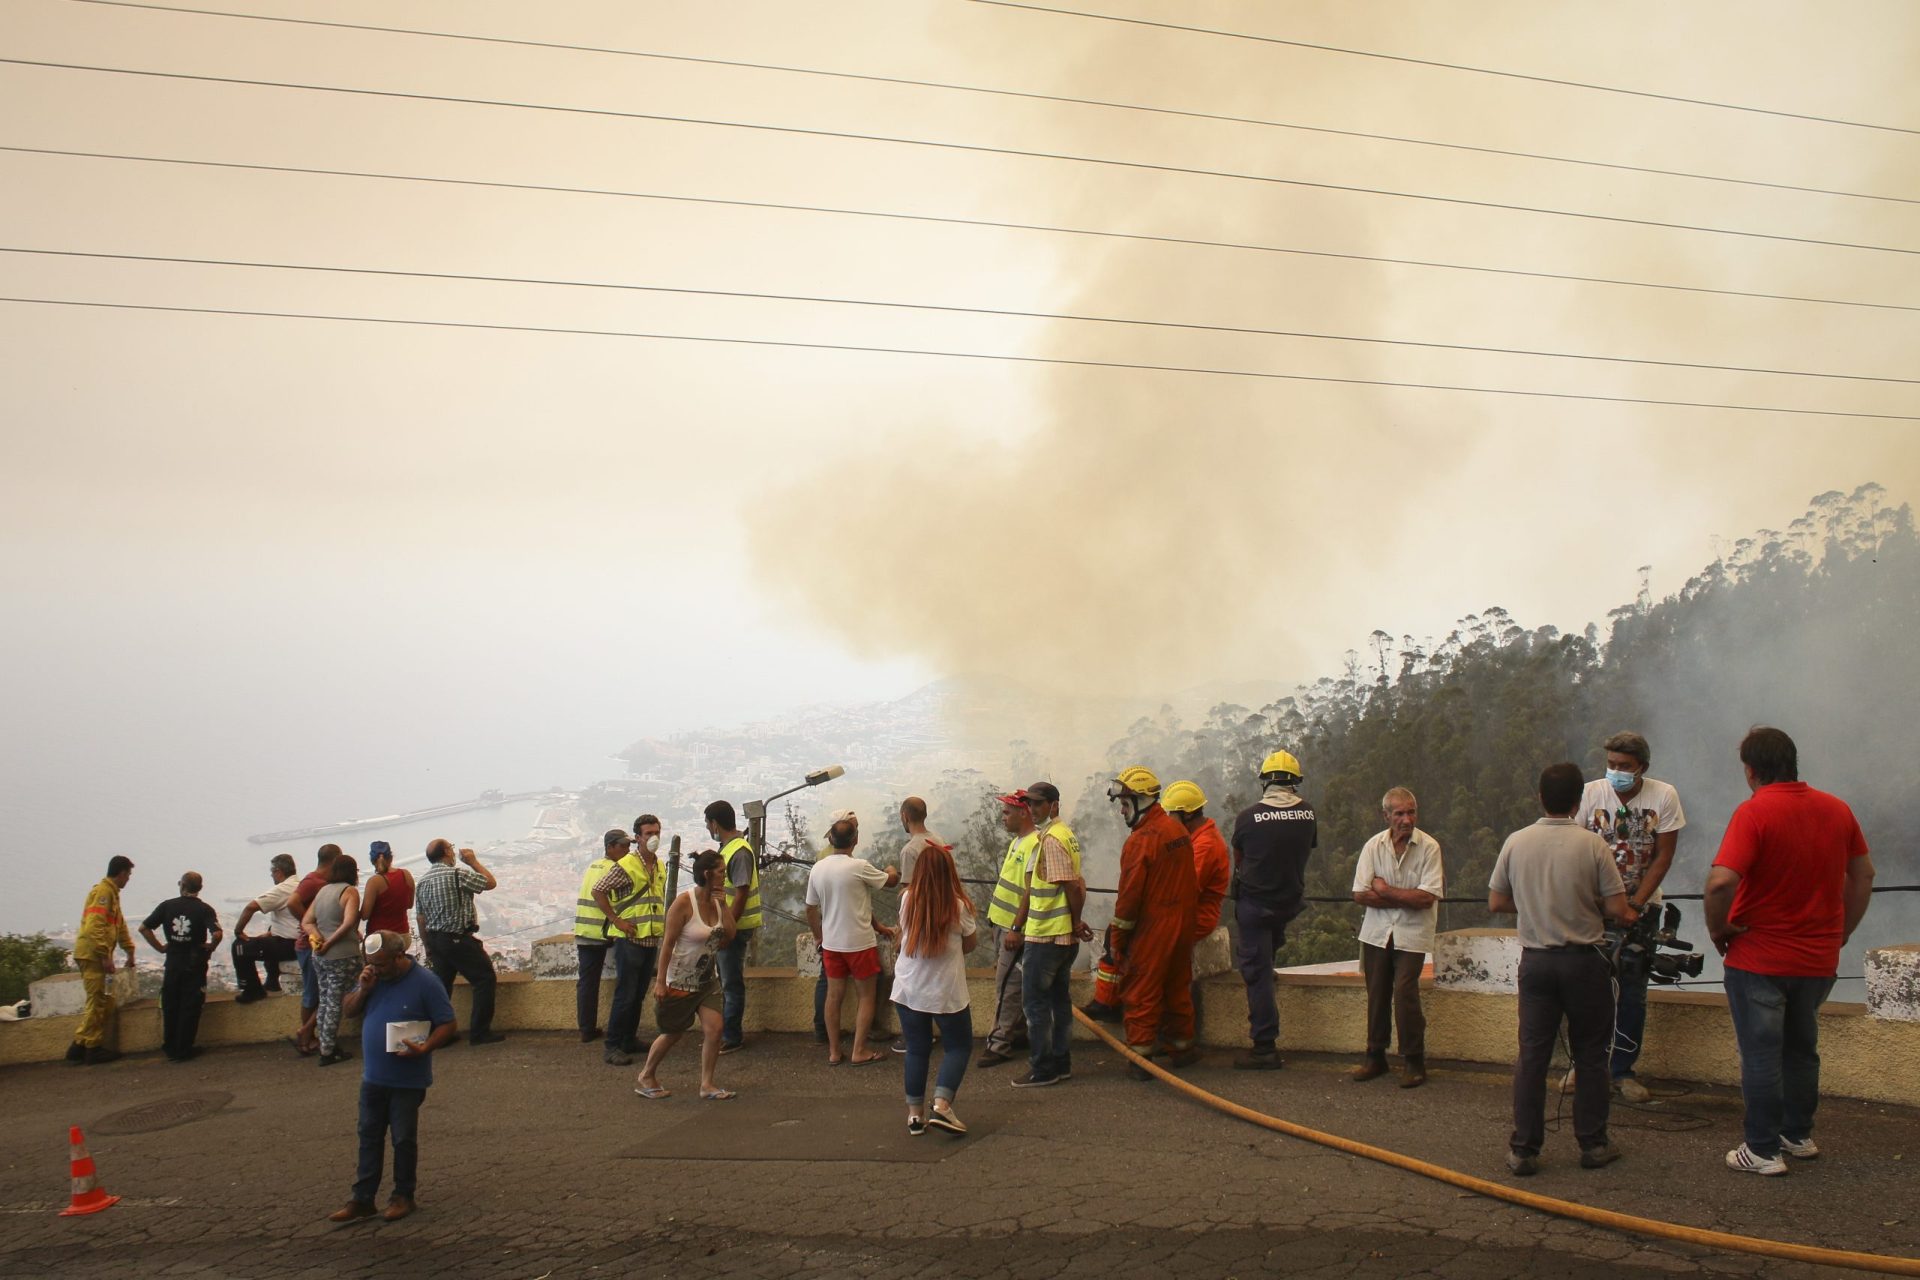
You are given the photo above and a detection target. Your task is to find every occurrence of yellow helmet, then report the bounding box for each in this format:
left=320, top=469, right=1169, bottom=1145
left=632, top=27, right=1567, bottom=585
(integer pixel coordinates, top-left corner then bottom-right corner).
left=1259, top=750, right=1303, bottom=781
left=1162, top=780, right=1206, bottom=814
left=1112, top=766, right=1161, bottom=797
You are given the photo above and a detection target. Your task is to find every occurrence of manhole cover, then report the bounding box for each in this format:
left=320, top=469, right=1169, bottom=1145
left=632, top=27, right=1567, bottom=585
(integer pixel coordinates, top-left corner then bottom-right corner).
left=92, top=1091, right=234, bottom=1135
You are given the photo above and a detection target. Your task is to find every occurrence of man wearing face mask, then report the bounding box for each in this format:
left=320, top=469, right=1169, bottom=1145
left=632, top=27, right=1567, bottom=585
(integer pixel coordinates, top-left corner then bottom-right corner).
left=591, top=818, right=669, bottom=1066
left=1107, top=767, right=1201, bottom=1076
left=1572, top=731, right=1686, bottom=1105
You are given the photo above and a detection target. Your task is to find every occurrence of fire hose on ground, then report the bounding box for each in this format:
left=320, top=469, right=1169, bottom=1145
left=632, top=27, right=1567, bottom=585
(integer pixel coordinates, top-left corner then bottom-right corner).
left=1071, top=1009, right=1920, bottom=1276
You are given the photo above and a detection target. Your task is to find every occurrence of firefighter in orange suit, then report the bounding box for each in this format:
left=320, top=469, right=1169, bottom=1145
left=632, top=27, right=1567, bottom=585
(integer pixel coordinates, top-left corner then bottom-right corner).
left=68, top=856, right=137, bottom=1065
left=1108, top=767, right=1200, bottom=1075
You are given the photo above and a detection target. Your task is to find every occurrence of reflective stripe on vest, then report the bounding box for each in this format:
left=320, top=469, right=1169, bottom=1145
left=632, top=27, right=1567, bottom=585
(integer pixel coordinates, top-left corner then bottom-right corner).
left=613, top=853, right=668, bottom=939
left=987, top=833, right=1038, bottom=929
left=1025, top=821, right=1082, bottom=937
left=573, top=858, right=618, bottom=942
left=720, top=837, right=761, bottom=930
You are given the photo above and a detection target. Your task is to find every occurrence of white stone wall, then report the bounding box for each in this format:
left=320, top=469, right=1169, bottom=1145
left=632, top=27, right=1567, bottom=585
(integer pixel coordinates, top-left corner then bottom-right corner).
left=1866, top=944, right=1920, bottom=1023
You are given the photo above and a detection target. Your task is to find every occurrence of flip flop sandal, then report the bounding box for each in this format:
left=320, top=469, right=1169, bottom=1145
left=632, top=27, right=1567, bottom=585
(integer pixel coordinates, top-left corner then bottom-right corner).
left=848, top=1053, right=886, bottom=1067
left=827, top=1056, right=844, bottom=1066
left=700, top=1088, right=737, bottom=1101
left=633, top=1085, right=671, bottom=1100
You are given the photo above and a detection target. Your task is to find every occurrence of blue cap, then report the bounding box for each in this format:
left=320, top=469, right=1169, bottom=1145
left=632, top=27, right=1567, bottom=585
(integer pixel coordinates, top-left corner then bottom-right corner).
left=368, top=840, right=392, bottom=858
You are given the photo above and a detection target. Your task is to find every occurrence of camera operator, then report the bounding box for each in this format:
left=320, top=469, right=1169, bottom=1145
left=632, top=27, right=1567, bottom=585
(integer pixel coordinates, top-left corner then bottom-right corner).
left=1705, top=727, right=1874, bottom=1176
left=1489, top=762, right=1631, bottom=1177
left=1574, top=731, right=1686, bottom=1104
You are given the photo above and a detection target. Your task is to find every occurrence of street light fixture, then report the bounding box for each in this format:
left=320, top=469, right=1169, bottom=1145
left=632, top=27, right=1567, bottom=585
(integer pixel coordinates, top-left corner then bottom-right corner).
left=743, top=764, right=847, bottom=860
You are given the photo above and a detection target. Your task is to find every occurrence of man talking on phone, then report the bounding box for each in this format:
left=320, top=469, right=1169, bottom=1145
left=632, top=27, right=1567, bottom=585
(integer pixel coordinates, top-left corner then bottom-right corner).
left=330, top=931, right=457, bottom=1224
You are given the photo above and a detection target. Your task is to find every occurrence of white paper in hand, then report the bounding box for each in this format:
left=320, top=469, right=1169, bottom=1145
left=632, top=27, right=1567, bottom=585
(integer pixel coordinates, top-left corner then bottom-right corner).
left=385, top=1020, right=430, bottom=1053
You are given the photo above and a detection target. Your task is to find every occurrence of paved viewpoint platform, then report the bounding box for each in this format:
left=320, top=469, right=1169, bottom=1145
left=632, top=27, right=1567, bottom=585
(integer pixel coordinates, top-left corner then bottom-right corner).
left=2, top=1034, right=1917, bottom=1280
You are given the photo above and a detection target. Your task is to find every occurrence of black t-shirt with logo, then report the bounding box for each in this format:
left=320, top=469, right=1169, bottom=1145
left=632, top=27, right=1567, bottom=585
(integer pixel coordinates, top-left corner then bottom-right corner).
left=1230, top=798, right=1319, bottom=914
left=143, top=896, right=220, bottom=971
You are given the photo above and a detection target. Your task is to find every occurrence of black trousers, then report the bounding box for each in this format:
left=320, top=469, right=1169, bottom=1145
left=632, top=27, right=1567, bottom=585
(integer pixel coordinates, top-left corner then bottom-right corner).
left=605, top=941, right=660, bottom=1053
left=424, top=931, right=497, bottom=1036
left=232, top=934, right=297, bottom=995
left=576, top=943, right=610, bottom=1035
left=1512, top=947, right=1614, bottom=1156
left=161, top=961, right=208, bottom=1059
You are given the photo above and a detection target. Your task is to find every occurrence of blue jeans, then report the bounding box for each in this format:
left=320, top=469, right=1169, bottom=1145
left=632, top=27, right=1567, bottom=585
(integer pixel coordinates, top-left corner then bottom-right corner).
left=299, top=949, right=317, bottom=1011
left=1020, top=941, right=1079, bottom=1078
left=1724, top=966, right=1834, bottom=1158
left=897, top=1004, right=974, bottom=1104
left=1233, top=896, right=1296, bottom=1047
left=576, top=943, right=609, bottom=1035
left=1604, top=925, right=1649, bottom=1080
left=353, top=1082, right=425, bottom=1203
left=605, top=941, right=659, bottom=1055
left=717, top=929, right=753, bottom=1046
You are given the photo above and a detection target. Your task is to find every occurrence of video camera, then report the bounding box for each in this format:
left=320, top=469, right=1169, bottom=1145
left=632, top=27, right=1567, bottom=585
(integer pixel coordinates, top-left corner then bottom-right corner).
left=1610, top=902, right=1705, bottom=985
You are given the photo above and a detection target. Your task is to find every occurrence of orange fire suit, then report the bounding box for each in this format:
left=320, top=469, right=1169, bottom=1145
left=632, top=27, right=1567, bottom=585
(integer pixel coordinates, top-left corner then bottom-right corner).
left=1189, top=817, right=1231, bottom=940
left=1113, top=804, right=1199, bottom=1049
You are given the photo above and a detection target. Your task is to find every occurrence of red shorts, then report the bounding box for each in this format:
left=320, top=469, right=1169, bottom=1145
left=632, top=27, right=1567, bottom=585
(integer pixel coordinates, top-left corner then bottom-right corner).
left=822, top=946, right=881, bottom=981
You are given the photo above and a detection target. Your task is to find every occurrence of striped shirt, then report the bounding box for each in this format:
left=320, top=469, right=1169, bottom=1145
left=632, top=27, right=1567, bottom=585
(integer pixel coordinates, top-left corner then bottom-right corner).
left=415, top=862, right=489, bottom=934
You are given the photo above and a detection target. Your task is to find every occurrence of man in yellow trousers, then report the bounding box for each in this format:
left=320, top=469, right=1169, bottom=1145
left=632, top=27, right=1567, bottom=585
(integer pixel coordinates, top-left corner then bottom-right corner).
left=67, top=855, right=137, bottom=1066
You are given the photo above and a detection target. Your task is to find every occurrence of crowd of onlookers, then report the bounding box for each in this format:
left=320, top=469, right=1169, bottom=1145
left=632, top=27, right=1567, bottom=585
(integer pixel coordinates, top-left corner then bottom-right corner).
left=53, top=721, right=1875, bottom=1219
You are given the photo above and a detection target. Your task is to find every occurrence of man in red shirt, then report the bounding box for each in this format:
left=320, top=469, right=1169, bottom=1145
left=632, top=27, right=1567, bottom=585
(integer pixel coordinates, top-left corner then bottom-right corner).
left=1705, top=727, right=1874, bottom=1177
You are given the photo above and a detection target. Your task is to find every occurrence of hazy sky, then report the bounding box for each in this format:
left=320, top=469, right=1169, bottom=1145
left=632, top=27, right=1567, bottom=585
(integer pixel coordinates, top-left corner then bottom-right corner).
left=4, top=1, right=1918, bottom=925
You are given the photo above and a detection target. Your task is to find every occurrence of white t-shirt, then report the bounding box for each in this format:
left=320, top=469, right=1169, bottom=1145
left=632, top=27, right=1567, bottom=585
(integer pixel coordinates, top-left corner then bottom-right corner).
left=1577, top=776, right=1685, bottom=900
left=891, top=891, right=976, bottom=1015
left=805, top=853, right=892, bottom=953
left=252, top=878, right=304, bottom=940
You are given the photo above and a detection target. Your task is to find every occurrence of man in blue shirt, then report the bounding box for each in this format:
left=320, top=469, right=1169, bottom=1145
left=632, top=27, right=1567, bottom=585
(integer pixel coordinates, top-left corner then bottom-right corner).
left=329, top=930, right=457, bottom=1224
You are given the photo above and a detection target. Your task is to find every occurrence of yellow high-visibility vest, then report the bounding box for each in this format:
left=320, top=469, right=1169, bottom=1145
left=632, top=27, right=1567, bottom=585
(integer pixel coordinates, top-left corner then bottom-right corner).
left=612, top=853, right=668, bottom=940
left=573, top=857, right=618, bottom=943
left=719, top=836, right=761, bottom=930
left=1024, top=821, right=1083, bottom=938
left=987, top=832, right=1038, bottom=929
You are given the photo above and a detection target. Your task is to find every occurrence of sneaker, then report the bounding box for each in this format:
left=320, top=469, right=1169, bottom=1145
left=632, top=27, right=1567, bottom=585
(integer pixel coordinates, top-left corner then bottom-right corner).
left=1725, top=1143, right=1789, bottom=1176
left=1780, top=1135, right=1820, bottom=1160
left=907, top=1115, right=926, bottom=1136
left=1616, top=1077, right=1651, bottom=1104
left=718, top=1040, right=745, bottom=1055
left=974, top=1049, right=1013, bottom=1068
left=1507, top=1151, right=1540, bottom=1176
left=1580, top=1143, right=1621, bottom=1169
left=927, top=1106, right=968, bottom=1135
left=1010, top=1070, right=1060, bottom=1088
left=234, top=989, right=266, bottom=1005
left=891, top=1040, right=908, bottom=1055
left=603, top=1050, right=633, bottom=1066
left=1233, top=1047, right=1283, bottom=1071
left=318, top=1050, right=351, bottom=1067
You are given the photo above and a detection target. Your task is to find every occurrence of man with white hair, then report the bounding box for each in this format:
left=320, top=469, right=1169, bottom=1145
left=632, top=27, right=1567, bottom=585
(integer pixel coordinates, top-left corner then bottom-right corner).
left=1350, top=788, right=1444, bottom=1088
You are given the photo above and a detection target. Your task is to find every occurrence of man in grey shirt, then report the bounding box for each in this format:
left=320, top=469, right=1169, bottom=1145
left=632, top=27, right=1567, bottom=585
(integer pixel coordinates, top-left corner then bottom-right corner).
left=1489, top=762, right=1630, bottom=1178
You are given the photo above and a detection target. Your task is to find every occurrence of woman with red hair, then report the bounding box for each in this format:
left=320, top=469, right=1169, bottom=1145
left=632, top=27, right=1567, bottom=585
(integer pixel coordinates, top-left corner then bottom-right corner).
left=893, top=842, right=979, bottom=1135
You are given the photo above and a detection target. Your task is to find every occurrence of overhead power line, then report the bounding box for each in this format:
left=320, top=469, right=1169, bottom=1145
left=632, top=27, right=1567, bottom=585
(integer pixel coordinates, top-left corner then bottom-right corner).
left=973, top=1, right=1920, bottom=138
left=11, top=145, right=1920, bottom=316
left=4, top=295, right=1915, bottom=421
left=56, top=0, right=1920, bottom=207
left=10, top=246, right=1917, bottom=388
left=8, top=58, right=1920, bottom=259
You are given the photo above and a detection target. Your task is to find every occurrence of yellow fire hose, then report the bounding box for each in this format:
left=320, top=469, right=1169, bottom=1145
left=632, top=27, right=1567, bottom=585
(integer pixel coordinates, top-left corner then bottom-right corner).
left=1072, top=1010, right=1920, bottom=1276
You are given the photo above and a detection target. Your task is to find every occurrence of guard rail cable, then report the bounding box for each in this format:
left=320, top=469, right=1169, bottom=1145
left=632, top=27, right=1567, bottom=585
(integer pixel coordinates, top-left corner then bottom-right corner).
left=1071, top=1009, right=1920, bottom=1276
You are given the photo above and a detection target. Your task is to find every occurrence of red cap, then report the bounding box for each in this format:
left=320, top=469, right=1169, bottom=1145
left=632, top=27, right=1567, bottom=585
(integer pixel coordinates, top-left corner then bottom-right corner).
left=996, top=789, right=1029, bottom=807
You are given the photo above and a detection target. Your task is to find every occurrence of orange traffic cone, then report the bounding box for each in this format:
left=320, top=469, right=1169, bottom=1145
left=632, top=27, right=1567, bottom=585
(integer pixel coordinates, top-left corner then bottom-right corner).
left=59, top=1126, right=119, bottom=1217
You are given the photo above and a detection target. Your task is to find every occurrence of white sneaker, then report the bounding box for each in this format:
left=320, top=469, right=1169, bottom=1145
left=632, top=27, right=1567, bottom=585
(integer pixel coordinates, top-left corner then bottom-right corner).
left=1780, top=1135, right=1820, bottom=1159
left=1617, top=1078, right=1651, bottom=1104
left=1726, top=1143, right=1789, bottom=1176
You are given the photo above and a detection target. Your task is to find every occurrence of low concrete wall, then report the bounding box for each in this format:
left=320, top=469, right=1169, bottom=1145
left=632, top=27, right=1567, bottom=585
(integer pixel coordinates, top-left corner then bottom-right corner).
left=7, top=932, right=1918, bottom=1111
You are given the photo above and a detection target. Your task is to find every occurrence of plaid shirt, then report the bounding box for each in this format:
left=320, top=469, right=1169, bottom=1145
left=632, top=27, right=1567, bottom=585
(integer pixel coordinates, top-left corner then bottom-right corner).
left=415, top=862, right=489, bottom=934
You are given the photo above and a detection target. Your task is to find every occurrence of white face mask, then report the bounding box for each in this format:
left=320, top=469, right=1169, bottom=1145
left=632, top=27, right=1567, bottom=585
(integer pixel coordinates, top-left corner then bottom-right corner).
left=644, top=835, right=660, bottom=854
